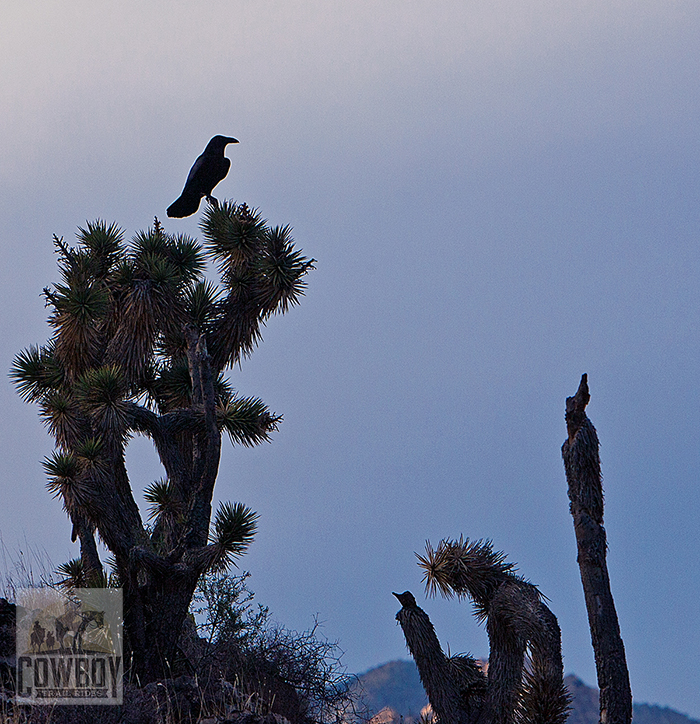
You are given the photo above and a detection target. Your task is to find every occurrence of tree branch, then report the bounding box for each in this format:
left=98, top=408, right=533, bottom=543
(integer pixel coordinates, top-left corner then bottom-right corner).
left=184, top=327, right=222, bottom=550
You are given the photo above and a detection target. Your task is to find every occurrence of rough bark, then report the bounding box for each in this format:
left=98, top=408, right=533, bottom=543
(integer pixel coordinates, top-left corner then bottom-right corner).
left=561, top=374, right=632, bottom=724
left=476, top=578, right=569, bottom=724
left=70, top=512, right=104, bottom=582
left=119, top=330, right=222, bottom=681
left=418, top=540, right=569, bottom=724
left=394, top=591, right=486, bottom=724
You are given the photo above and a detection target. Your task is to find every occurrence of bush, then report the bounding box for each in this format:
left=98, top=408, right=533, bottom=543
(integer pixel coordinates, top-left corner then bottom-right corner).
left=188, top=571, right=363, bottom=724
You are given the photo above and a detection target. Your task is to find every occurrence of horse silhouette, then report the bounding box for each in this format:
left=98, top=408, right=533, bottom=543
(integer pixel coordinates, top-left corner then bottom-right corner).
left=30, top=621, right=46, bottom=652
left=52, top=601, right=108, bottom=653
left=71, top=610, right=106, bottom=653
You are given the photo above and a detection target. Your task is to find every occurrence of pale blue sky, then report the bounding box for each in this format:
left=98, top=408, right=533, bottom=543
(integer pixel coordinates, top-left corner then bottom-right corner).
left=1, top=1, right=699, bottom=717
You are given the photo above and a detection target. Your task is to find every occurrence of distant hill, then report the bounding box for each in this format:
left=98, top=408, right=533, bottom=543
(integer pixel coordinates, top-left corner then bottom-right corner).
left=354, top=660, right=700, bottom=724
left=356, top=659, right=428, bottom=721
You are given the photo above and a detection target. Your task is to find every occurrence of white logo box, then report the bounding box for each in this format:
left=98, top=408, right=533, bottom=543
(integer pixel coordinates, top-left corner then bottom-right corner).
left=16, top=587, right=123, bottom=705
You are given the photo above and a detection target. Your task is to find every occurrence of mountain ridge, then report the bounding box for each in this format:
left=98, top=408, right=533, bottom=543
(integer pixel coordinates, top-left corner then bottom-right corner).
left=354, top=660, right=700, bottom=724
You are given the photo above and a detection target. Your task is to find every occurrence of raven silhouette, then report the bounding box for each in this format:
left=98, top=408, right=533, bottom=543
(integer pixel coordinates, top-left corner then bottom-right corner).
left=167, top=135, right=238, bottom=218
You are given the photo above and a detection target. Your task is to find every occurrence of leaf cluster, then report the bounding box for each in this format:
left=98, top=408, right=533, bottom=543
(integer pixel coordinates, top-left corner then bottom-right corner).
left=14, top=210, right=311, bottom=413
left=201, top=202, right=316, bottom=369
left=418, top=537, right=523, bottom=616
left=55, top=557, right=121, bottom=589
left=207, top=501, right=259, bottom=571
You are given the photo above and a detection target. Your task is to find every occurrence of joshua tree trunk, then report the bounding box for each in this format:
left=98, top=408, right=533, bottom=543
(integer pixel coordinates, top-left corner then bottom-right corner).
left=393, top=591, right=486, bottom=724
left=561, top=374, right=632, bottom=724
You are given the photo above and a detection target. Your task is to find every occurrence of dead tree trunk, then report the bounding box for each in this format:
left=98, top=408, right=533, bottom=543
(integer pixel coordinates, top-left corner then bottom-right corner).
left=393, top=591, right=486, bottom=724
left=561, top=374, right=632, bottom=724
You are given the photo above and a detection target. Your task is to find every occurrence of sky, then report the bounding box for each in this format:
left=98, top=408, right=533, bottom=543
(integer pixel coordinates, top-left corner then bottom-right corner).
left=1, top=0, right=700, bottom=717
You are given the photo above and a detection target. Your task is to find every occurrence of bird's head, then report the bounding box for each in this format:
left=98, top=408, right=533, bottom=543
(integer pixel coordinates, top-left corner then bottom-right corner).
left=206, top=135, right=239, bottom=152
left=393, top=591, right=418, bottom=609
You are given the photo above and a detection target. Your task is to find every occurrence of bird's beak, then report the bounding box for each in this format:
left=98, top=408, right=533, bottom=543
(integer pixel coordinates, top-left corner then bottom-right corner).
left=228, top=138, right=239, bottom=144
left=392, top=592, right=401, bottom=600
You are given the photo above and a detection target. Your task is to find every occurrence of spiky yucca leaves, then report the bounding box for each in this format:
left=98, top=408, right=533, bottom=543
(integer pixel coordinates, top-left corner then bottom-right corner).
left=43, top=440, right=110, bottom=525
left=201, top=200, right=268, bottom=266
left=516, top=660, right=571, bottom=724
left=43, top=447, right=106, bottom=581
left=56, top=556, right=119, bottom=589
left=105, top=227, right=196, bottom=385
left=43, top=225, right=125, bottom=380
left=184, top=279, right=220, bottom=333
left=217, top=392, right=282, bottom=446
left=206, top=501, right=259, bottom=571
left=75, top=220, right=125, bottom=278
left=257, top=224, right=314, bottom=312
left=43, top=450, right=86, bottom=513
left=144, top=478, right=182, bottom=521
left=148, top=358, right=193, bottom=411
left=418, top=537, right=569, bottom=724
left=418, top=537, right=519, bottom=618
left=56, top=557, right=92, bottom=589
left=418, top=538, right=569, bottom=724
left=40, top=390, right=87, bottom=449
left=56, top=558, right=112, bottom=589
left=45, top=277, right=109, bottom=378
left=144, top=477, right=185, bottom=553
left=74, top=365, right=130, bottom=440
left=146, top=362, right=281, bottom=450
left=10, top=345, right=64, bottom=402
left=201, top=202, right=315, bottom=369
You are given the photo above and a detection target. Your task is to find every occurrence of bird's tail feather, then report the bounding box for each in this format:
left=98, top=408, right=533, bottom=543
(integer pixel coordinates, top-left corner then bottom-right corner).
left=167, top=192, right=202, bottom=218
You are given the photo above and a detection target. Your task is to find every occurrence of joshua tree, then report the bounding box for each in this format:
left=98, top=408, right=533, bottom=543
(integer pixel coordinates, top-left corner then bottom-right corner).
left=393, top=590, right=486, bottom=724
left=561, top=375, right=632, bottom=724
left=11, top=203, right=313, bottom=682
left=418, top=537, right=570, bottom=724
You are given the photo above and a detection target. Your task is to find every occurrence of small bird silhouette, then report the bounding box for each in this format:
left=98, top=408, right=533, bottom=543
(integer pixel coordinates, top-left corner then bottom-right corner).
left=167, top=135, right=238, bottom=218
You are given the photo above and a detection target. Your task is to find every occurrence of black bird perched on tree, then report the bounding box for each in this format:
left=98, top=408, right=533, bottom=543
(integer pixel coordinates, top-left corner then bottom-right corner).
left=167, top=135, right=238, bottom=218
